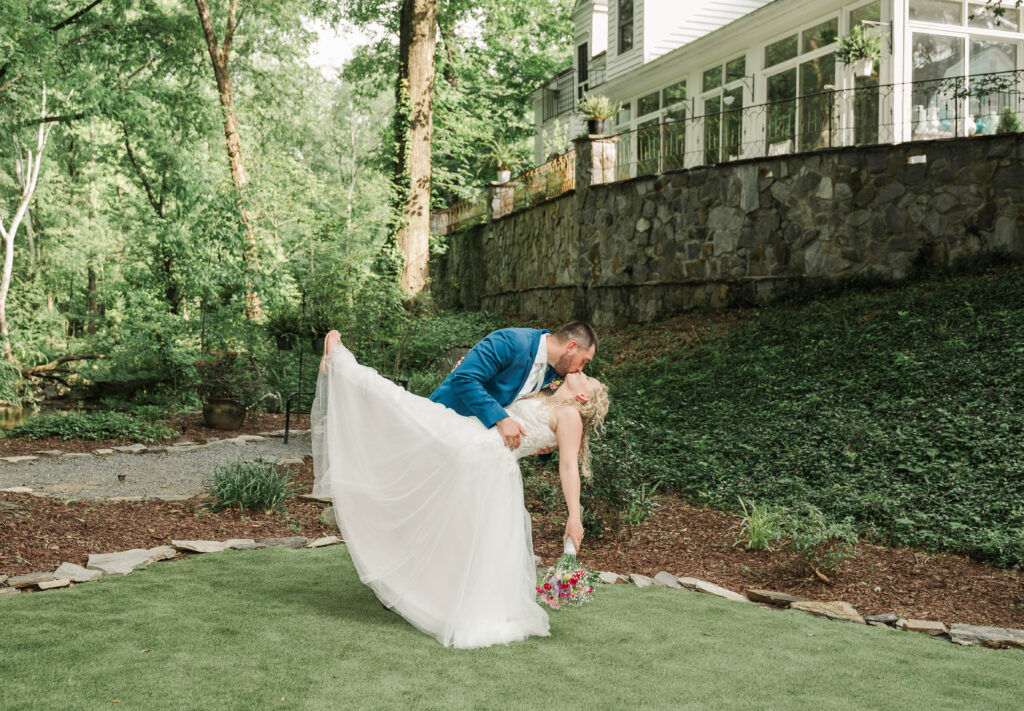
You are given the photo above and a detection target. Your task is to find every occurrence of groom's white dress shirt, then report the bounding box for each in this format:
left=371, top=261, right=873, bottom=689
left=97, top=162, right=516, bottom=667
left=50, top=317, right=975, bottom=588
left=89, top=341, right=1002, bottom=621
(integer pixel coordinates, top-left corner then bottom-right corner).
left=515, top=334, right=548, bottom=401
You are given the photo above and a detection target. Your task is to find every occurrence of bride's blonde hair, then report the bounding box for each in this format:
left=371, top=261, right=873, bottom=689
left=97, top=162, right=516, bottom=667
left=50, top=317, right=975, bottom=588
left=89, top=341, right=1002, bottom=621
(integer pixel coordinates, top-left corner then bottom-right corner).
left=533, top=381, right=609, bottom=479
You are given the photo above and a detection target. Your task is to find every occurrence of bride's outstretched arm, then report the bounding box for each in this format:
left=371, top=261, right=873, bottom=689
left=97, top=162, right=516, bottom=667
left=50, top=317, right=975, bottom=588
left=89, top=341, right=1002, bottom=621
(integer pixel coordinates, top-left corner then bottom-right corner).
left=552, top=406, right=584, bottom=553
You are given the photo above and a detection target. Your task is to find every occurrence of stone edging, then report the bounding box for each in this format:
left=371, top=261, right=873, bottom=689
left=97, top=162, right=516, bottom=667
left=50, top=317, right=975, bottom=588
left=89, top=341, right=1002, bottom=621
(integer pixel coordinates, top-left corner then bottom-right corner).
left=0, top=429, right=311, bottom=466
left=594, top=569, right=1024, bottom=651
left=0, top=534, right=342, bottom=595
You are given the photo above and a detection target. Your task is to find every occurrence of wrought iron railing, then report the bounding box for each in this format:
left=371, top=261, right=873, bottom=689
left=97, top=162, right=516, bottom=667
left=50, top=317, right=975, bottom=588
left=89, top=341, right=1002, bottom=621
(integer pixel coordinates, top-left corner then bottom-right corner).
left=614, top=69, right=1024, bottom=179
left=511, top=150, right=576, bottom=212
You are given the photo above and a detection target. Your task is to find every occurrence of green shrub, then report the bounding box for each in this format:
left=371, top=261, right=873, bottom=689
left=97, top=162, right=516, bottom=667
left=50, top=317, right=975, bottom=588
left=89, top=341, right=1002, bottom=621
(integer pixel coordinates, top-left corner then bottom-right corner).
left=997, top=106, right=1022, bottom=134
left=1, top=411, right=176, bottom=442
left=785, top=504, right=859, bottom=577
left=737, top=498, right=786, bottom=551
left=202, top=458, right=305, bottom=514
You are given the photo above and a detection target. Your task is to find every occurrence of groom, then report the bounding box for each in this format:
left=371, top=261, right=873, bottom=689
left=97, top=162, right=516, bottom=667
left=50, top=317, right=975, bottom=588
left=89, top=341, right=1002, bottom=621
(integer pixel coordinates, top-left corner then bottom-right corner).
left=430, top=321, right=598, bottom=450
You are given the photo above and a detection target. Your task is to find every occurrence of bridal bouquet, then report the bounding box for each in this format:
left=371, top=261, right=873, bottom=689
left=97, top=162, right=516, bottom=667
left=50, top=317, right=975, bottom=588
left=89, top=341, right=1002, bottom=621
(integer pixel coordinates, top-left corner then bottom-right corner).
left=535, top=539, right=596, bottom=610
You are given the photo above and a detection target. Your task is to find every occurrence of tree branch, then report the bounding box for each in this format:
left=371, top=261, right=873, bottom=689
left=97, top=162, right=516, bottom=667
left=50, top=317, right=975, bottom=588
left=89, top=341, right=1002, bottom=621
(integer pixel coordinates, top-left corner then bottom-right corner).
left=20, top=353, right=106, bottom=378
left=19, top=112, right=86, bottom=128
left=224, top=0, right=241, bottom=61
left=122, top=124, right=163, bottom=218
left=49, top=0, right=105, bottom=32
left=193, top=0, right=223, bottom=67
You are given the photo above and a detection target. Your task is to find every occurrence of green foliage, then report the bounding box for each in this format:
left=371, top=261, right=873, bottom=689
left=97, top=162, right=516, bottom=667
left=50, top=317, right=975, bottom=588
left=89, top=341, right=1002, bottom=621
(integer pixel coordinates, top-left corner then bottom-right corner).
left=577, top=94, right=621, bottom=121
left=0, top=411, right=175, bottom=442
left=201, top=458, right=305, bottom=514
left=737, top=498, right=786, bottom=551
left=193, top=350, right=268, bottom=407
left=605, top=266, right=1024, bottom=567
left=997, top=106, right=1022, bottom=134
left=836, top=24, right=882, bottom=66
left=481, top=138, right=527, bottom=172
left=785, top=504, right=859, bottom=576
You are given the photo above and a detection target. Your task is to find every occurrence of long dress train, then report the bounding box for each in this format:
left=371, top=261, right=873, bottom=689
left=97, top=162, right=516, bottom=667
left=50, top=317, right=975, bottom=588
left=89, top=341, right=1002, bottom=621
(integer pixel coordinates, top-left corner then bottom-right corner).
left=311, top=343, right=554, bottom=649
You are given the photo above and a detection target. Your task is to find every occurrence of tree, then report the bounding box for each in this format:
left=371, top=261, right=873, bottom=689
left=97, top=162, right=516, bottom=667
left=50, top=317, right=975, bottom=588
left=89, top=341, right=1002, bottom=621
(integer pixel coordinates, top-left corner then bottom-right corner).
left=192, top=0, right=262, bottom=318
left=392, top=0, right=438, bottom=295
left=0, top=84, right=57, bottom=361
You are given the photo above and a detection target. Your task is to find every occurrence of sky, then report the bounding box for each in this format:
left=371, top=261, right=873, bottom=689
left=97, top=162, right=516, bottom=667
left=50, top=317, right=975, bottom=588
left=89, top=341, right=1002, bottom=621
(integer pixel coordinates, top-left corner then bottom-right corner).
left=308, top=20, right=375, bottom=73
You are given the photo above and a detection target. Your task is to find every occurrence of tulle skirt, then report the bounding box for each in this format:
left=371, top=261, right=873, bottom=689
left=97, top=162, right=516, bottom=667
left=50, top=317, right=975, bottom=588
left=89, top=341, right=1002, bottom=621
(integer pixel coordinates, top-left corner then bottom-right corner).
left=311, top=345, right=550, bottom=648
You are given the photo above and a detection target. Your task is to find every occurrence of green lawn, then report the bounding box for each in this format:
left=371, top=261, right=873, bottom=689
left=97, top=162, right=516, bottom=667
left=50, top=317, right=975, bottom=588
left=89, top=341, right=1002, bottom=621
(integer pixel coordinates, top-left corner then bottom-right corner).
left=3, top=547, right=1021, bottom=710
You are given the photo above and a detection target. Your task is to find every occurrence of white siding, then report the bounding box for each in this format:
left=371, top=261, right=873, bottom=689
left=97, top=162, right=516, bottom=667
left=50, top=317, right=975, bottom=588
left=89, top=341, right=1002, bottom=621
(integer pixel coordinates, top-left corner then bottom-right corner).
left=607, top=0, right=646, bottom=80
left=644, top=0, right=776, bottom=62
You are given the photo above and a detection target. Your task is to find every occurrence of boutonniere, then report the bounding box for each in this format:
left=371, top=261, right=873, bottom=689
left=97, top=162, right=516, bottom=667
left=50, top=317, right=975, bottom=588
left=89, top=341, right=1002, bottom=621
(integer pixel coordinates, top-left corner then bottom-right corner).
left=546, top=378, right=563, bottom=392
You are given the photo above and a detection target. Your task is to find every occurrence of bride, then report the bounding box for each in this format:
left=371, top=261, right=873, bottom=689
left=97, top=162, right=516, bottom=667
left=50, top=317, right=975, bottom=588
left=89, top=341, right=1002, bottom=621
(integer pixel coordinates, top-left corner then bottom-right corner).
left=311, top=330, right=609, bottom=649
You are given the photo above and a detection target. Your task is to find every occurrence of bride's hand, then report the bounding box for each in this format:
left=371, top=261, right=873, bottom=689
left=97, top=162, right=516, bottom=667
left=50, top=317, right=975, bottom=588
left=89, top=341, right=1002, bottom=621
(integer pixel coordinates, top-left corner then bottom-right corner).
left=564, top=516, right=583, bottom=554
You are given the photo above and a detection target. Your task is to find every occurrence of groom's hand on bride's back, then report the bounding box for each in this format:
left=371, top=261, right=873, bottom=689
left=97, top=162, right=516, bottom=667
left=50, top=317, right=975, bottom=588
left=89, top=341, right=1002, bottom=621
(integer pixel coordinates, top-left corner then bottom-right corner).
left=496, top=417, right=527, bottom=450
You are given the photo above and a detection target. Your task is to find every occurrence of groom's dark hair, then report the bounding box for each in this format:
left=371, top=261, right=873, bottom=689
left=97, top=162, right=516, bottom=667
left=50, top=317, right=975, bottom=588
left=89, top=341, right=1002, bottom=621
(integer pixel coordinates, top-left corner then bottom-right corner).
left=553, top=321, right=598, bottom=351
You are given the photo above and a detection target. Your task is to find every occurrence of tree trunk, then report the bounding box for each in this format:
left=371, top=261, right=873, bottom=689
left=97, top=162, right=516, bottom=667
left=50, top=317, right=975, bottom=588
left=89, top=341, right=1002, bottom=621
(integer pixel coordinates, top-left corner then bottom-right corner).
left=193, top=0, right=261, bottom=318
left=393, top=0, right=438, bottom=296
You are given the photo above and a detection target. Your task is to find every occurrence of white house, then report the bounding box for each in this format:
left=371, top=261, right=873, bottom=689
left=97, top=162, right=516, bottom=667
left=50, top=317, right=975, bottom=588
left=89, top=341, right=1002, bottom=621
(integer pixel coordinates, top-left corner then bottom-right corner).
left=532, top=0, right=1024, bottom=174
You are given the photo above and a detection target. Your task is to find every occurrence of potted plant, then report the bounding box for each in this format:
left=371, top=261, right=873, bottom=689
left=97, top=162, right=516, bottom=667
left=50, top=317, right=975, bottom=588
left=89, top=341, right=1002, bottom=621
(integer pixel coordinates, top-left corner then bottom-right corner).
left=577, top=94, right=621, bottom=135
left=997, top=106, right=1022, bottom=134
left=194, top=351, right=265, bottom=430
left=265, top=303, right=302, bottom=351
left=303, top=304, right=337, bottom=354
left=482, top=139, right=523, bottom=183
left=837, top=24, right=881, bottom=77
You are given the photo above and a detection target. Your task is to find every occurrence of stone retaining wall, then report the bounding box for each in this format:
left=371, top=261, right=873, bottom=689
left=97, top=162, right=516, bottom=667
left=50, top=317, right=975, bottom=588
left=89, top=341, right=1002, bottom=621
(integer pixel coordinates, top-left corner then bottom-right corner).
left=432, top=133, right=1024, bottom=326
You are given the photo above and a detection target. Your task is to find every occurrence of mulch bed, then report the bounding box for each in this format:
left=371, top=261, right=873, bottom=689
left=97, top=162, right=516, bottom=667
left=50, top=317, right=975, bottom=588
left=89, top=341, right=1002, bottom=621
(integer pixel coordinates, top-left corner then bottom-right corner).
left=0, top=412, right=311, bottom=457
left=3, top=457, right=1022, bottom=630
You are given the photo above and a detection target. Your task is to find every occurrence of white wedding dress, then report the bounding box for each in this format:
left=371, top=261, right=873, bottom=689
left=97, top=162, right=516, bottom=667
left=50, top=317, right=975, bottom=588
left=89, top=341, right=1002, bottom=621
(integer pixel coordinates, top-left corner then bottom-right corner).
left=311, top=343, right=555, bottom=649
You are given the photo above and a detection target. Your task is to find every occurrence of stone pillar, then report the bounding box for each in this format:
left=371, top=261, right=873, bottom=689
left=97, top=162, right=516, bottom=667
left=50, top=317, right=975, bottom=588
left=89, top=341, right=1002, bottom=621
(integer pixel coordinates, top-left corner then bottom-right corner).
left=573, top=134, right=619, bottom=190
left=487, top=181, right=514, bottom=221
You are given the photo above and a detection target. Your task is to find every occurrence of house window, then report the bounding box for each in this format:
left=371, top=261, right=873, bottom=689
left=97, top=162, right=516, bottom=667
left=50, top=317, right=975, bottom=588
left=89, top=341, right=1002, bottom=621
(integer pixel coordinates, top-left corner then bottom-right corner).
left=578, top=43, right=589, bottom=83
left=910, top=0, right=963, bottom=24
left=765, top=18, right=839, bottom=154
left=638, top=91, right=660, bottom=116
left=663, top=80, right=687, bottom=107
left=851, top=2, right=882, bottom=146
left=969, top=3, right=1021, bottom=31
left=619, top=0, right=634, bottom=53
left=702, top=56, right=746, bottom=163
left=851, top=1, right=882, bottom=27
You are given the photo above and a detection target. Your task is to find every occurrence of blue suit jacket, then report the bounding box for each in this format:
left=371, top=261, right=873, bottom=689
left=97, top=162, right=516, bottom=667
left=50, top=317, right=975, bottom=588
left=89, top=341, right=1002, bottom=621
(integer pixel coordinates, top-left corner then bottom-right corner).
left=430, top=328, right=558, bottom=428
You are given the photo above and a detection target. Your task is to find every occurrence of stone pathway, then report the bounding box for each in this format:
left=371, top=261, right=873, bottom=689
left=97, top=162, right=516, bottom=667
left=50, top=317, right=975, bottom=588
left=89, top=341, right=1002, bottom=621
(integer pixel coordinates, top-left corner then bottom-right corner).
left=0, top=430, right=312, bottom=500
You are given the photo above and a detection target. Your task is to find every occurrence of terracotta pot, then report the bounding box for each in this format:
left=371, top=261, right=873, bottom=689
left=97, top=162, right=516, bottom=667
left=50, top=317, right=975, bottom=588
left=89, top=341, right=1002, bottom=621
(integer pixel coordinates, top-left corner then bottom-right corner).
left=202, top=398, right=247, bottom=430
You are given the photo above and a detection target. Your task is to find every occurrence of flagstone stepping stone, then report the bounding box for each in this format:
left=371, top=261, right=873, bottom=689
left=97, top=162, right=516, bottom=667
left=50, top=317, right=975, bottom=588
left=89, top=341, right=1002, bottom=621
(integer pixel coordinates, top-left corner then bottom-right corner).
left=54, top=562, right=103, bottom=582
left=258, top=537, right=307, bottom=549
left=864, top=613, right=899, bottom=625
left=142, top=446, right=168, bottom=454
left=236, top=435, right=266, bottom=443
left=34, top=450, right=64, bottom=457
left=677, top=577, right=750, bottom=603
left=259, top=431, right=287, bottom=437
left=169, top=445, right=204, bottom=452
left=745, top=589, right=807, bottom=607
left=87, top=545, right=176, bottom=576
left=790, top=600, right=865, bottom=624
left=597, top=572, right=628, bottom=584
left=1, top=486, right=33, bottom=493
left=223, top=538, right=256, bottom=547
left=896, top=619, right=948, bottom=636
left=63, top=452, right=93, bottom=459
left=1, top=456, right=38, bottom=464
left=230, top=542, right=268, bottom=550
left=8, top=571, right=56, bottom=589
left=0, top=587, right=20, bottom=596
left=38, top=579, right=71, bottom=590
left=172, top=540, right=230, bottom=554
left=949, top=623, right=1024, bottom=649
left=306, top=536, right=341, bottom=548
left=0, top=574, right=7, bottom=585
left=112, top=444, right=147, bottom=454
left=653, top=571, right=683, bottom=589
left=277, top=457, right=304, bottom=466
left=299, top=494, right=332, bottom=503
left=93, top=449, right=115, bottom=456
left=629, top=573, right=654, bottom=588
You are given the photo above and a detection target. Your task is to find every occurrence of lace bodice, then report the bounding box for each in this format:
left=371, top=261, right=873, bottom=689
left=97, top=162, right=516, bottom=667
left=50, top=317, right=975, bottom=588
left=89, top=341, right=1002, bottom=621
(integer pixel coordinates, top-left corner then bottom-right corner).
left=505, top=396, right=558, bottom=459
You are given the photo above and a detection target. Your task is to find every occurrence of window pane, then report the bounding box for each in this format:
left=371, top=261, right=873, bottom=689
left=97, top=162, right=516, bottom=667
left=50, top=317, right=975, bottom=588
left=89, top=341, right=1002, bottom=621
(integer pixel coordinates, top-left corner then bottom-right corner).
left=723, top=87, right=743, bottom=159
left=909, top=0, right=962, bottom=24
left=614, top=102, right=631, bottom=127
left=726, top=57, right=746, bottom=82
left=638, top=91, right=660, bottom=116
left=619, top=0, right=634, bottom=53
left=703, top=66, right=723, bottom=92
left=970, top=38, right=1019, bottom=134
left=850, top=1, right=882, bottom=26
left=577, top=43, right=589, bottom=83
left=911, top=32, right=964, bottom=139
left=663, top=119, right=686, bottom=171
left=968, top=4, right=1021, bottom=31
left=799, top=54, right=836, bottom=151
left=765, top=35, right=798, bottom=68
left=704, top=95, right=722, bottom=164
left=637, top=118, right=661, bottom=175
left=801, top=18, right=839, bottom=53
left=767, top=69, right=797, bottom=147
left=853, top=72, right=880, bottom=145
left=663, top=80, right=687, bottom=107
